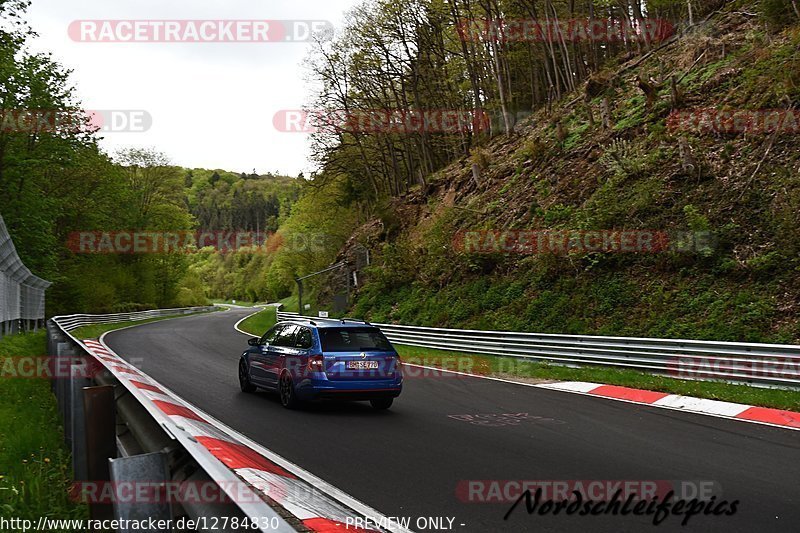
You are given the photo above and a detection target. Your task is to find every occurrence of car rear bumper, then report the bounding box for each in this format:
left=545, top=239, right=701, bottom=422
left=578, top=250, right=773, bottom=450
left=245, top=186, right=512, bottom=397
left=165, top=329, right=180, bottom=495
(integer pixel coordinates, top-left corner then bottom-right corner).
left=313, top=389, right=402, bottom=401
left=295, top=376, right=402, bottom=401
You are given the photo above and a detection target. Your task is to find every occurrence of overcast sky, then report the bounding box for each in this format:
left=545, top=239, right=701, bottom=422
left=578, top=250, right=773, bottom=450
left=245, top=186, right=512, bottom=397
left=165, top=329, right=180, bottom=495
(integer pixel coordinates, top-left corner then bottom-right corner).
left=26, top=0, right=359, bottom=176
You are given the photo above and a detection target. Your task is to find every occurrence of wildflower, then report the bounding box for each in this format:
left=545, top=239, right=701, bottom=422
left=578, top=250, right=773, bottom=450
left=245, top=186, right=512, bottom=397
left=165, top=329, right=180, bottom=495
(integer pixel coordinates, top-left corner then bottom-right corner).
left=44, top=458, right=51, bottom=463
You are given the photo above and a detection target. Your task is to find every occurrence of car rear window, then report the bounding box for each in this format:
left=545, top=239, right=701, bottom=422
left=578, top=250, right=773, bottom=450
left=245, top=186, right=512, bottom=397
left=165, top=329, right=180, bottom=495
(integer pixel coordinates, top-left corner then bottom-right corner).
left=319, top=327, right=392, bottom=352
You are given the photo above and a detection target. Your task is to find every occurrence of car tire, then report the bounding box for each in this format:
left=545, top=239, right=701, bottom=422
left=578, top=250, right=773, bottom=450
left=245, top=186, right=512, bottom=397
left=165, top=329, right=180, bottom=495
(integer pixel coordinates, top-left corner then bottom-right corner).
left=239, top=360, right=257, bottom=393
left=279, top=373, right=300, bottom=409
left=370, top=398, right=393, bottom=410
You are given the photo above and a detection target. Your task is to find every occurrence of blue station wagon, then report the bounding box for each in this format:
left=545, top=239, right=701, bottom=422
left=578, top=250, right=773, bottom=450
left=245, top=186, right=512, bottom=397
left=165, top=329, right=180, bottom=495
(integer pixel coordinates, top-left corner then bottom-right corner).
left=238, top=318, right=403, bottom=409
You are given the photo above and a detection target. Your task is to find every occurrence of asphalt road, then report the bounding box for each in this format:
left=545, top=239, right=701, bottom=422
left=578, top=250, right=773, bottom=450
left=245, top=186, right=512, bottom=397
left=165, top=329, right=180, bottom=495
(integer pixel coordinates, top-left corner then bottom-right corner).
left=105, top=308, right=800, bottom=532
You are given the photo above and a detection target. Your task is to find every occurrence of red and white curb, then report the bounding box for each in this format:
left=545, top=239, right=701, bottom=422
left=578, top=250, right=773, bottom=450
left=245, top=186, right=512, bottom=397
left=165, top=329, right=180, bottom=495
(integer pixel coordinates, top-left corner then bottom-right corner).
left=80, top=339, right=411, bottom=533
left=404, top=364, right=800, bottom=431
left=537, top=381, right=800, bottom=430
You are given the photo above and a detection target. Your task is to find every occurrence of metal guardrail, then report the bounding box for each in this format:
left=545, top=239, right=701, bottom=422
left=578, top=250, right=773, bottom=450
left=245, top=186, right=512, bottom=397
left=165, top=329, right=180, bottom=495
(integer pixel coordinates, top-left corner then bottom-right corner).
left=48, top=307, right=296, bottom=532
left=55, top=306, right=215, bottom=332
left=277, top=312, right=800, bottom=389
left=48, top=307, right=397, bottom=532
left=0, top=214, right=51, bottom=337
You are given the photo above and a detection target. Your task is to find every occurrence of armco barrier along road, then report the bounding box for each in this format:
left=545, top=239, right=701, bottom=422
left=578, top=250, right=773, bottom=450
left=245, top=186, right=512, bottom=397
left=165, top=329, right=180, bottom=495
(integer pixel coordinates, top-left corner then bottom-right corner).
left=50, top=308, right=406, bottom=533
left=277, top=312, right=800, bottom=389
left=0, top=214, right=50, bottom=337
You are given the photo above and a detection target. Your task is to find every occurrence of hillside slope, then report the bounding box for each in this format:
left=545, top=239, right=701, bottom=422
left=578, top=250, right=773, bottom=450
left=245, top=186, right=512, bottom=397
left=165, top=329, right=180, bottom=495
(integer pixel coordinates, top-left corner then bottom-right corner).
left=341, top=8, right=800, bottom=343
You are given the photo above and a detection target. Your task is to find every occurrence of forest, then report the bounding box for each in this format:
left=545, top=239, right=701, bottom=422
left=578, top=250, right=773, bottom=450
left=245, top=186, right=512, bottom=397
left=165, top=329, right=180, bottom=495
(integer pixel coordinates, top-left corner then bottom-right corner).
left=0, top=0, right=305, bottom=312
left=2, top=0, right=799, bottom=344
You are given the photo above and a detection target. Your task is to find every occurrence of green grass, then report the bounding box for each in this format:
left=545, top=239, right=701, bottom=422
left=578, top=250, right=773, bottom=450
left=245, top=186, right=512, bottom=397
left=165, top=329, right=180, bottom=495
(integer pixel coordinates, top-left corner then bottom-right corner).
left=278, top=294, right=299, bottom=313
left=237, top=307, right=278, bottom=337
left=0, top=332, right=88, bottom=520
left=276, top=292, right=332, bottom=317
left=354, top=269, right=800, bottom=344
left=395, top=344, right=800, bottom=412
left=70, top=309, right=215, bottom=340
left=211, top=299, right=262, bottom=307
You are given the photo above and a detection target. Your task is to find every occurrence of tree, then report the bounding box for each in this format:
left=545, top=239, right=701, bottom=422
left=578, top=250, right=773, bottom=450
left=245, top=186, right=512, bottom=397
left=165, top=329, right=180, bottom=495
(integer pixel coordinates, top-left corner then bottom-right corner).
left=113, top=148, right=187, bottom=228
left=210, top=171, right=221, bottom=187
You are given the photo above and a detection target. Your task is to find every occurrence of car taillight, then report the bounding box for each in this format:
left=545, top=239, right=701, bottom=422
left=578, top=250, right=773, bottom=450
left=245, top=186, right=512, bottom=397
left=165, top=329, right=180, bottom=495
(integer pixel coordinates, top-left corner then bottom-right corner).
left=307, top=355, right=324, bottom=372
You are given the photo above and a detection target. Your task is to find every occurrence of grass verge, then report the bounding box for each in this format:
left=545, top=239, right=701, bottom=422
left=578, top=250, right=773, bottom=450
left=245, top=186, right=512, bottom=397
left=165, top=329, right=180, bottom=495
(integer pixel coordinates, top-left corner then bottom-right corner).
left=278, top=295, right=298, bottom=313
left=237, top=307, right=277, bottom=337
left=0, top=331, right=88, bottom=520
left=211, top=299, right=263, bottom=307
left=394, top=344, right=800, bottom=412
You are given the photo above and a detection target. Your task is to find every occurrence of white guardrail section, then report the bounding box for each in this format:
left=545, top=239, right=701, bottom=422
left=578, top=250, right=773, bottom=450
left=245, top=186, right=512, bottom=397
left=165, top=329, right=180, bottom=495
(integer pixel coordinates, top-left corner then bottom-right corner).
left=0, top=214, right=50, bottom=337
left=277, top=312, right=800, bottom=389
left=53, top=307, right=215, bottom=332
left=50, top=308, right=404, bottom=533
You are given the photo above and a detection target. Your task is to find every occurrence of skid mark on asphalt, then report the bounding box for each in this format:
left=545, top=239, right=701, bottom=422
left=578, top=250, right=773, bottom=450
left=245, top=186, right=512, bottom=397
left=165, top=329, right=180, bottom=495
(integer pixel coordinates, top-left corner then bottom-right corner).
left=447, top=413, right=565, bottom=427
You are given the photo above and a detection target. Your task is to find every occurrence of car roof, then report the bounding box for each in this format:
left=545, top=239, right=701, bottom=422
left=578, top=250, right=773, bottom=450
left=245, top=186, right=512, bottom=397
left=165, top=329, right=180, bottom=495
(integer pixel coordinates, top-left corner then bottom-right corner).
left=278, top=318, right=374, bottom=329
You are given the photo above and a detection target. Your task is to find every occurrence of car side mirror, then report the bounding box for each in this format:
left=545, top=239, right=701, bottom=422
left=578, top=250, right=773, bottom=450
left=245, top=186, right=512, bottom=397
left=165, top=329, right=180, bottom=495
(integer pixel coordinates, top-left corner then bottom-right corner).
left=248, top=338, right=260, bottom=346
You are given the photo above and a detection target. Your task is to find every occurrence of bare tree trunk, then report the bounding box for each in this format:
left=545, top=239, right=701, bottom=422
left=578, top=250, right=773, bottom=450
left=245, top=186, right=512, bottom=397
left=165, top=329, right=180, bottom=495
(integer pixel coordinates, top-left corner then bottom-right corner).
left=628, top=0, right=646, bottom=53
left=670, top=75, right=681, bottom=109
left=484, top=0, right=512, bottom=135
left=549, top=1, right=575, bottom=92
left=678, top=137, right=697, bottom=176
left=588, top=0, right=598, bottom=70
left=450, top=0, right=484, bottom=141
left=601, top=96, right=612, bottom=129
left=471, top=162, right=482, bottom=186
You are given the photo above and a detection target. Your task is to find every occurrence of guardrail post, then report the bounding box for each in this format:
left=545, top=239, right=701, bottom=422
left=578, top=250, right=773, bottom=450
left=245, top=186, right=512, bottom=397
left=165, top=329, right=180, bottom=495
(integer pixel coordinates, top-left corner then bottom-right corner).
left=56, top=341, right=76, bottom=435
left=47, top=321, right=63, bottom=391
left=70, top=360, right=91, bottom=481
left=109, top=452, right=172, bottom=531
left=84, top=385, right=116, bottom=521
left=296, top=277, right=304, bottom=317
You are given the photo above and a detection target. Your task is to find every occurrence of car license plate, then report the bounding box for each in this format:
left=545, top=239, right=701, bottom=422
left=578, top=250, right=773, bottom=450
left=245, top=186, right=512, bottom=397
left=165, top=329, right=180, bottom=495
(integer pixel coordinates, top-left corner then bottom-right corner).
left=346, top=360, right=379, bottom=370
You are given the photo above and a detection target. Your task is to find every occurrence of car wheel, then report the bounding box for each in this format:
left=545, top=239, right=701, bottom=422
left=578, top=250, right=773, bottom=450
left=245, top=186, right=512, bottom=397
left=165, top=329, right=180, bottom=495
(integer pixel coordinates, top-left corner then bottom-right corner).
left=279, top=374, right=300, bottom=409
left=370, top=398, right=393, bottom=410
left=239, top=360, right=256, bottom=393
